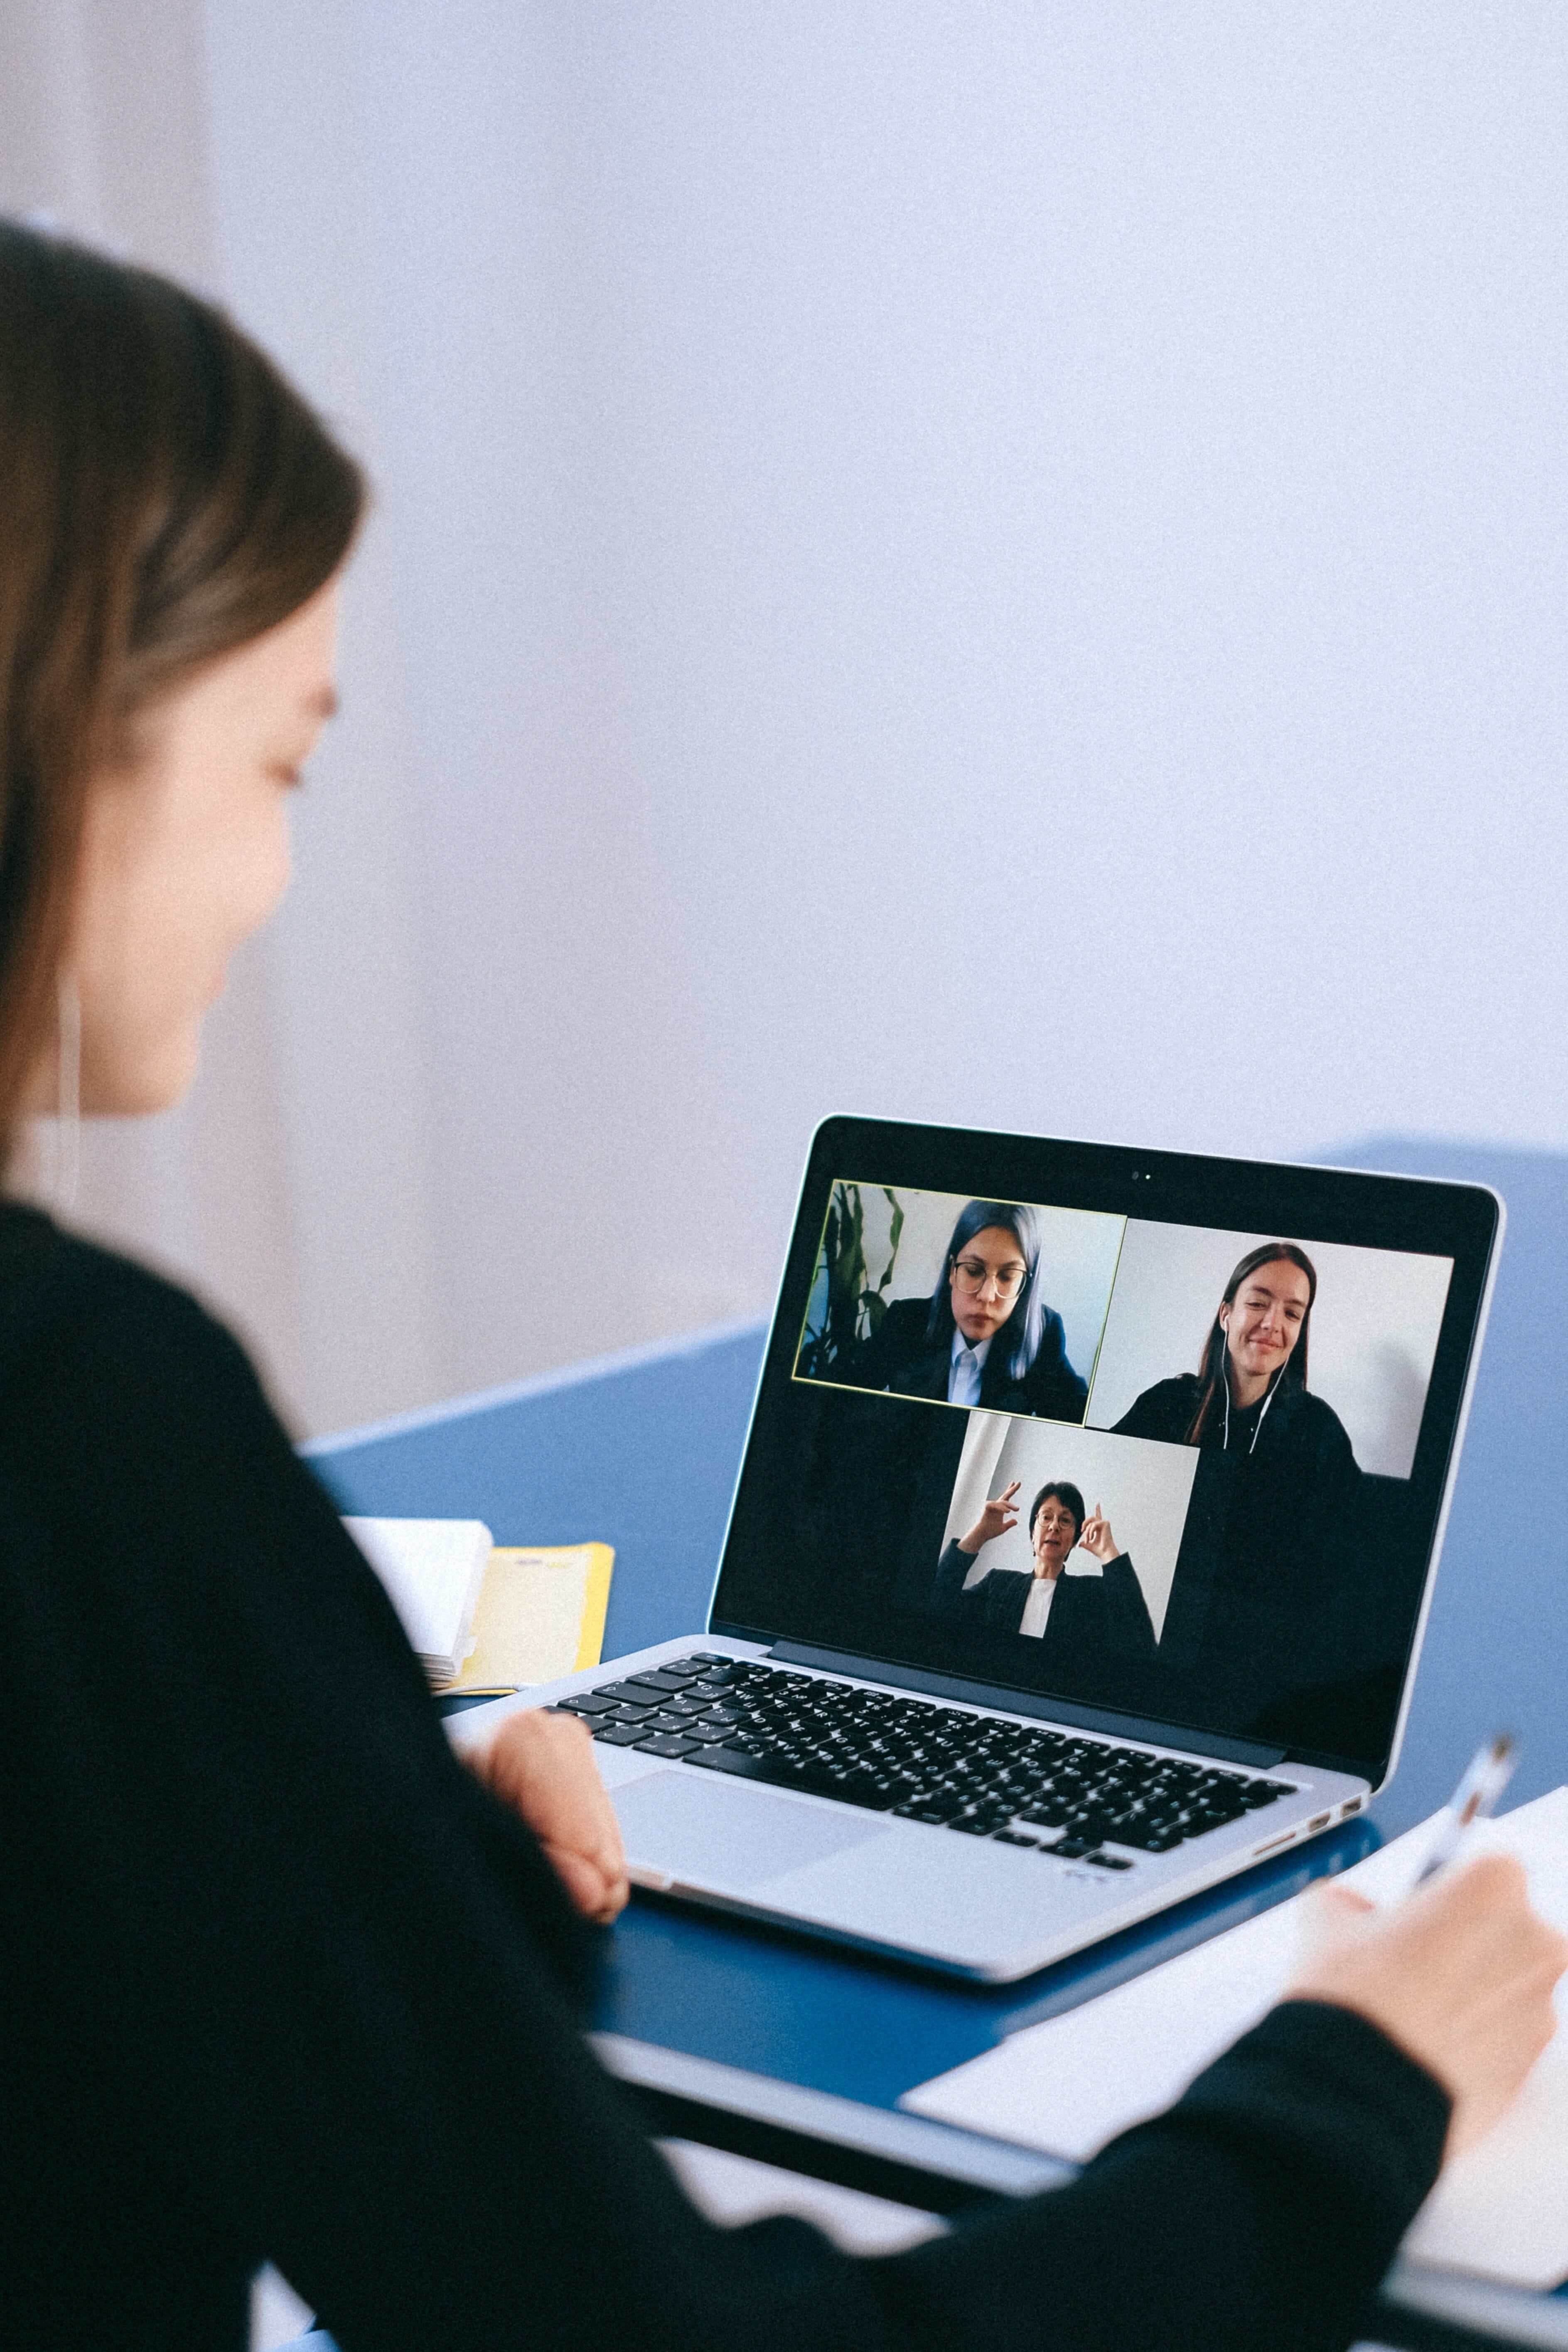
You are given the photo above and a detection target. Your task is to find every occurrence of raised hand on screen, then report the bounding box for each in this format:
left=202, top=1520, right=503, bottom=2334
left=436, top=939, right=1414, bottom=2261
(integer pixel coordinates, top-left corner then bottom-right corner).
left=1079, top=1503, right=1120, bottom=1564
left=960, top=1478, right=1021, bottom=1555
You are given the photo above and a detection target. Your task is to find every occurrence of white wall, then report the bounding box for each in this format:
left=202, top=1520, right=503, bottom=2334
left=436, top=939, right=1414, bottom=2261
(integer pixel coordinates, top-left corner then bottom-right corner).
left=1086, top=1220, right=1452, bottom=1477
left=7, top=3, right=1567, bottom=1433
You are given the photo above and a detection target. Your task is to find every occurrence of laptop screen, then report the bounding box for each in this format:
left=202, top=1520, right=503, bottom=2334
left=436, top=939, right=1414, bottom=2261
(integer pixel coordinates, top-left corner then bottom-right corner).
left=710, top=1118, right=1499, bottom=1784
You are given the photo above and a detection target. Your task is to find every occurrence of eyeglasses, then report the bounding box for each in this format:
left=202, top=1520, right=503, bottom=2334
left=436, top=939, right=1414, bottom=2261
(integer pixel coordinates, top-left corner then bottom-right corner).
left=951, top=1255, right=1027, bottom=1299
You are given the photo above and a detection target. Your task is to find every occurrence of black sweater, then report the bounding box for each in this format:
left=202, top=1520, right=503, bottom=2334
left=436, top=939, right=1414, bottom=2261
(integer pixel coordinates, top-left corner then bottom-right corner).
left=0, top=1206, right=1447, bottom=2352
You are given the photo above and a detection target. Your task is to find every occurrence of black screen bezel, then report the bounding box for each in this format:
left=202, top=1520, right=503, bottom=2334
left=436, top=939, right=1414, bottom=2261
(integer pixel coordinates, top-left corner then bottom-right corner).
left=709, top=1113, right=1500, bottom=1785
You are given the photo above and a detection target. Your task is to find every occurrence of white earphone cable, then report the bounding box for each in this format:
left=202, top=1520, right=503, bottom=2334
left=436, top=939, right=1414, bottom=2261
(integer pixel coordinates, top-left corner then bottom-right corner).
left=1219, top=1309, right=1279, bottom=1456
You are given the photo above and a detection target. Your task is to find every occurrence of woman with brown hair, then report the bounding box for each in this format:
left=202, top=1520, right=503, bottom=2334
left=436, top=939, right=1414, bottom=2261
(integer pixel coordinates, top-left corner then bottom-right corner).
left=0, top=218, right=1561, bottom=2352
left=1111, top=1241, right=1350, bottom=1464
left=1111, top=1244, right=1367, bottom=1724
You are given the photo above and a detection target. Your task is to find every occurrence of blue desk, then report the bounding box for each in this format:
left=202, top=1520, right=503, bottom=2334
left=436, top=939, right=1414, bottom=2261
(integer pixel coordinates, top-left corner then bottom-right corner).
left=312, top=1140, right=1568, bottom=2351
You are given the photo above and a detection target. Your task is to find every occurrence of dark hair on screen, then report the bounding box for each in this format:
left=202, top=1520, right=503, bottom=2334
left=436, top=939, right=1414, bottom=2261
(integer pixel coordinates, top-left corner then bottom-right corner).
left=1028, top=1482, right=1085, bottom=1544
left=1185, top=1241, right=1318, bottom=1444
left=0, top=217, right=365, bottom=1144
left=923, top=1198, right=1045, bottom=1385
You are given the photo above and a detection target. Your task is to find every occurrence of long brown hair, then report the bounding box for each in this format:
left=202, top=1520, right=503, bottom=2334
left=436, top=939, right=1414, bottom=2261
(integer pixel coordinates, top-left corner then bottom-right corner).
left=0, top=219, right=364, bottom=1141
left=1185, top=1241, right=1317, bottom=1444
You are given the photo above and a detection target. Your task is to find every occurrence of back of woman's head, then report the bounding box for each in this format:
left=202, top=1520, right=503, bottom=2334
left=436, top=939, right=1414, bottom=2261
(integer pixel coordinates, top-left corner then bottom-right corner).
left=0, top=219, right=364, bottom=1135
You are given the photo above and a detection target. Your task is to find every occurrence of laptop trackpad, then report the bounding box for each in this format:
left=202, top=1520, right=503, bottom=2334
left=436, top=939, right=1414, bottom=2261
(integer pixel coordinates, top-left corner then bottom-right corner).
left=613, top=1771, right=891, bottom=1889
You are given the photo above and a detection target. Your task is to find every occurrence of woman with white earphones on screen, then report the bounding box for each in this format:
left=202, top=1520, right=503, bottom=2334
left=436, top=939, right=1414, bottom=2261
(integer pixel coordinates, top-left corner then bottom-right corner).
left=1108, top=1243, right=1402, bottom=1757
left=0, top=219, right=1563, bottom=2352
left=1113, top=1242, right=1356, bottom=1468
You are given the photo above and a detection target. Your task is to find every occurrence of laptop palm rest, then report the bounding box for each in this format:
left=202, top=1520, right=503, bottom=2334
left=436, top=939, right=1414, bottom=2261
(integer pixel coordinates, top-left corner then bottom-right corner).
left=613, top=1770, right=892, bottom=1890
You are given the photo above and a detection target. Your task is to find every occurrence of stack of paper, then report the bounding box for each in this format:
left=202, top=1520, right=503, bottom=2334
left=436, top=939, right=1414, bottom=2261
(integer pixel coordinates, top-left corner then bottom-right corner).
left=345, top=1516, right=493, bottom=1686
left=442, top=1543, right=614, bottom=1695
left=904, top=1789, right=1568, bottom=2291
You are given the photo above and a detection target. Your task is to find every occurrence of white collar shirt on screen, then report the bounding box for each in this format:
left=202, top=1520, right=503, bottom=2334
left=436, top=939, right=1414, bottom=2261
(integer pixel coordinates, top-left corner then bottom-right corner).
left=948, top=1331, right=992, bottom=1406
left=1018, top=1578, right=1057, bottom=1639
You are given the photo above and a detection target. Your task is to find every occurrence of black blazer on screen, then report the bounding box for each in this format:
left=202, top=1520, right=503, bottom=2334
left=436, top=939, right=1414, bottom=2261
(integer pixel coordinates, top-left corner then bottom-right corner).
left=844, top=1295, right=1089, bottom=1422
left=931, top=1538, right=1157, bottom=1669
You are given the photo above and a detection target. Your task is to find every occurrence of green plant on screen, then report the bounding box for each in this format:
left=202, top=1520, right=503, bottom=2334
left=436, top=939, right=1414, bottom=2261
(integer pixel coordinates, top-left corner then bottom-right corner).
left=796, top=1182, right=904, bottom=1377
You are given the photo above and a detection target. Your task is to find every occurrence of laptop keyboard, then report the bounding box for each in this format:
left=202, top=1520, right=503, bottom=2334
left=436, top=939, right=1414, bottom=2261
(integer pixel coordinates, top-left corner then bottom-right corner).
left=557, top=1654, right=1296, bottom=1869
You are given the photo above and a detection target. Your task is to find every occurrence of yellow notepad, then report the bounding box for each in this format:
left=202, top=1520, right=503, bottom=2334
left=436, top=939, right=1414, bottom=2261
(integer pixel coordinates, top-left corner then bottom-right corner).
left=440, top=1543, right=614, bottom=1695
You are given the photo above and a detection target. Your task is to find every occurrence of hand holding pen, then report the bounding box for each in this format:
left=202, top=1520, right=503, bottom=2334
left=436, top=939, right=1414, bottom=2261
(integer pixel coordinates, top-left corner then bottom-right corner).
left=1288, top=1732, right=1566, bottom=2159
left=1416, top=1734, right=1518, bottom=1883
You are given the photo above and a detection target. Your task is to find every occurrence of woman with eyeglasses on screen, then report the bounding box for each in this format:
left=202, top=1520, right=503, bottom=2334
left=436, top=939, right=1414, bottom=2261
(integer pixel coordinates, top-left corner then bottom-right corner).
left=2, top=220, right=1563, bottom=2352
left=848, top=1198, right=1089, bottom=1423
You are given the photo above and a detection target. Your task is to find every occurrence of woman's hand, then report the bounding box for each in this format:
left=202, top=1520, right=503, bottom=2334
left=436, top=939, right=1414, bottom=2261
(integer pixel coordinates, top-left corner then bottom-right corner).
left=1078, top=1503, right=1119, bottom=1564
left=469, top=1708, right=630, bottom=1924
left=960, top=1478, right=1021, bottom=1554
left=1288, top=1853, right=1568, bottom=2158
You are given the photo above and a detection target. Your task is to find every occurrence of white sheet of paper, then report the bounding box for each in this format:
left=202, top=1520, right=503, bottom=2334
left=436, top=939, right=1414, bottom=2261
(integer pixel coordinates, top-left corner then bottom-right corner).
left=343, top=1516, right=493, bottom=1681
left=903, top=1787, right=1568, bottom=2289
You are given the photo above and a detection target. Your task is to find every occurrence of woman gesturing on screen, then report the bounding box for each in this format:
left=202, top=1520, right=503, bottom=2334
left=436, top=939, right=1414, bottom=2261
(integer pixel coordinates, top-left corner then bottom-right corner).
left=932, top=1478, right=1156, bottom=1665
left=0, top=219, right=1562, bottom=2352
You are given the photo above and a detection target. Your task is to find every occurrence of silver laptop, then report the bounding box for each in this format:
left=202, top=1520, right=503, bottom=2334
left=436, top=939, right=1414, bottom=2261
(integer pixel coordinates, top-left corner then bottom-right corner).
left=455, top=1118, right=1500, bottom=1982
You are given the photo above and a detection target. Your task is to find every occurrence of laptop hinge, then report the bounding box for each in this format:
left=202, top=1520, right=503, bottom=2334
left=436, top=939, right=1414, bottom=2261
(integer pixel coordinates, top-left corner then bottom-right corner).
left=767, top=1642, right=1289, bottom=1769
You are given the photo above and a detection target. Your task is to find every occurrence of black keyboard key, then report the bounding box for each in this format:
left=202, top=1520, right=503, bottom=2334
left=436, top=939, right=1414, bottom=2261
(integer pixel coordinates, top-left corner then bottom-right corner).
left=686, top=1743, right=895, bottom=1811
left=993, top=1829, right=1040, bottom=1848
left=1051, top=1838, right=1095, bottom=1858
left=598, top=1682, right=665, bottom=1707
left=686, top=1744, right=774, bottom=1780
left=556, top=1692, right=622, bottom=1716
left=1085, top=1852, right=1133, bottom=1870
left=1239, top=1780, right=1295, bottom=1808
left=1104, top=1819, right=1179, bottom=1851
left=625, top=1671, right=700, bottom=1697
left=635, top=1733, right=703, bottom=1759
left=593, top=1723, right=653, bottom=1746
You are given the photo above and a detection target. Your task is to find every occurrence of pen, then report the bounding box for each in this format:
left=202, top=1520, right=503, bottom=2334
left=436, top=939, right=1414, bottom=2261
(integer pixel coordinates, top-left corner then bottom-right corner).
left=1415, top=1734, right=1518, bottom=1885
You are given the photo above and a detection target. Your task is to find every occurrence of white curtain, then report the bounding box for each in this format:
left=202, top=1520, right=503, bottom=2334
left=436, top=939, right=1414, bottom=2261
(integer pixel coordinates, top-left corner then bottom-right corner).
left=0, top=0, right=450, bottom=1435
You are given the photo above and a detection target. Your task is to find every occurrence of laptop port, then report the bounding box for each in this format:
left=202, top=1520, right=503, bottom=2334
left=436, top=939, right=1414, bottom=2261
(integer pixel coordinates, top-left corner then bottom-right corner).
left=1307, top=1811, right=1331, bottom=1832
left=1340, top=1797, right=1363, bottom=1817
left=1253, top=1830, right=1298, bottom=1857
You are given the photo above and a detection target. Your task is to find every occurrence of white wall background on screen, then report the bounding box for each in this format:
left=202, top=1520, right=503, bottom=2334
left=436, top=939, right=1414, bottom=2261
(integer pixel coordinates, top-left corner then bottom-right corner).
left=942, top=1412, right=1196, bottom=1640
left=1086, top=1222, right=1453, bottom=1480
left=3, top=4, right=1564, bottom=1432
left=806, top=1182, right=1124, bottom=1389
